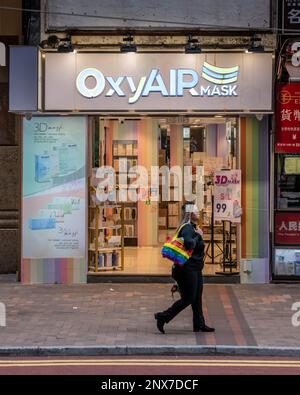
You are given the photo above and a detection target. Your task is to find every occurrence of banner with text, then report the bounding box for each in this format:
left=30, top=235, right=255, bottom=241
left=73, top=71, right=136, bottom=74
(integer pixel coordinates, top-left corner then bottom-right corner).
left=276, top=83, right=300, bottom=153
left=213, top=170, right=242, bottom=223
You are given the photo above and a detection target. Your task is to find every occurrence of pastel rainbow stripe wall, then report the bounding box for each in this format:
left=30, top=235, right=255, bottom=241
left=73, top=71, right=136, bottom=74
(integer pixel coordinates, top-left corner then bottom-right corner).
left=137, top=118, right=159, bottom=246
left=105, top=119, right=159, bottom=246
left=21, top=258, right=86, bottom=284
left=240, top=116, right=269, bottom=260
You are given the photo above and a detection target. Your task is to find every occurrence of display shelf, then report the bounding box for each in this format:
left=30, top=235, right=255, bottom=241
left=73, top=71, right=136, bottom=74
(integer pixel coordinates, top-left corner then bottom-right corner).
left=112, top=140, right=138, bottom=247
left=88, top=184, right=125, bottom=273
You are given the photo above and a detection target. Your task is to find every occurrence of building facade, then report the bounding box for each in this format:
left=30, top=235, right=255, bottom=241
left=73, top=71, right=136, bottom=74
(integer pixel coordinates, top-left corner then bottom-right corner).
left=6, top=0, right=293, bottom=284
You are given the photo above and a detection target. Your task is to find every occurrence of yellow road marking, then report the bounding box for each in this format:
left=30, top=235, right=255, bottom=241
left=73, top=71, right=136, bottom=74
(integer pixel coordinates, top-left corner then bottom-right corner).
left=0, top=361, right=300, bottom=368
left=0, top=359, right=299, bottom=365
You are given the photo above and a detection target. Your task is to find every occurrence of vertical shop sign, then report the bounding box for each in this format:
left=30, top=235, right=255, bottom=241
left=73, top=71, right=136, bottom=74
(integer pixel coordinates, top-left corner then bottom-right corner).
left=275, top=212, right=300, bottom=244
left=283, top=1, right=300, bottom=33
left=22, top=117, right=87, bottom=258
left=213, top=170, right=242, bottom=223
left=276, top=83, right=300, bottom=153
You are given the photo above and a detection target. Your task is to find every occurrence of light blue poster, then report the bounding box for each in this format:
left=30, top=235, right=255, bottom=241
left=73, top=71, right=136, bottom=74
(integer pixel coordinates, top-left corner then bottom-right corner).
left=22, top=116, right=87, bottom=258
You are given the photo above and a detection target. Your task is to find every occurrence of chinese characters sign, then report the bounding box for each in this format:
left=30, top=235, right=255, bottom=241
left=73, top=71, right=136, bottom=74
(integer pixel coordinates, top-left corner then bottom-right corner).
left=213, top=170, right=242, bottom=223
left=276, top=83, right=300, bottom=153
left=283, top=1, right=300, bottom=32
left=275, top=212, right=300, bottom=245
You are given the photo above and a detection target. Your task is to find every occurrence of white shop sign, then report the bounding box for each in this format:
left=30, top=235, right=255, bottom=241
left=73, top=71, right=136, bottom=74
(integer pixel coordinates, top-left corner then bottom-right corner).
left=44, top=53, right=273, bottom=112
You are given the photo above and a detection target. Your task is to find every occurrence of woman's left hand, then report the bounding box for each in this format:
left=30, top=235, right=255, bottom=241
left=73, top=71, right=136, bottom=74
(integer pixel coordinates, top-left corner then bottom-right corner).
left=195, top=227, right=203, bottom=237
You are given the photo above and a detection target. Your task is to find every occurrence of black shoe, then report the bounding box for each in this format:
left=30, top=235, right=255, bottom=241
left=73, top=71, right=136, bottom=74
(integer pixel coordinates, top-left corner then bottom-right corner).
left=193, top=324, right=215, bottom=333
left=154, top=313, right=165, bottom=334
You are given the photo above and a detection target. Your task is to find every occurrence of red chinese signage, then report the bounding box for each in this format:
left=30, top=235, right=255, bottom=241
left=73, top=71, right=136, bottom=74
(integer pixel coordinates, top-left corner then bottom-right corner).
left=275, top=212, right=300, bottom=244
left=276, top=83, right=300, bottom=153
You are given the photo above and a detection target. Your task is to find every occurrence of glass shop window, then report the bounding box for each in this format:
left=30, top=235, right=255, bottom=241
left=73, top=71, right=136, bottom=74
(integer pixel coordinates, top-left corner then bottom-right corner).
left=277, top=154, right=300, bottom=210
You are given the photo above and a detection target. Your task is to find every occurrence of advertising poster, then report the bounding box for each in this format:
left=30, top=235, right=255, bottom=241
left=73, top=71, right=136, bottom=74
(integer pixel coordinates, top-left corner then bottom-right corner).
left=276, top=83, right=300, bottom=153
left=213, top=170, right=242, bottom=223
left=22, top=117, right=87, bottom=258
left=275, top=212, right=300, bottom=245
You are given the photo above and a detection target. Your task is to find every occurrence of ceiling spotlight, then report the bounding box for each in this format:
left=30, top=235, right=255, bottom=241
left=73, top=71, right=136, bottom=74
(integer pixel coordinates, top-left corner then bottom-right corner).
left=57, top=41, right=74, bottom=53
left=185, top=35, right=202, bottom=54
left=246, top=36, right=264, bottom=53
left=120, top=33, right=137, bottom=53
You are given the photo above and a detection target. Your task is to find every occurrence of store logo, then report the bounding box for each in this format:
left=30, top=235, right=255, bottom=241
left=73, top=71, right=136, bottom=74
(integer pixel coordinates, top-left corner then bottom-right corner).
left=292, top=302, right=300, bottom=327
left=201, top=62, right=239, bottom=85
left=0, top=303, right=6, bottom=327
left=76, top=64, right=239, bottom=103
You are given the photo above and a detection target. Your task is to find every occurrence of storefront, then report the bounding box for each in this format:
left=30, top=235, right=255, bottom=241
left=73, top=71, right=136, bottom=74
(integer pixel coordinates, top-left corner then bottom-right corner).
left=274, top=55, right=300, bottom=280
left=9, top=48, right=273, bottom=284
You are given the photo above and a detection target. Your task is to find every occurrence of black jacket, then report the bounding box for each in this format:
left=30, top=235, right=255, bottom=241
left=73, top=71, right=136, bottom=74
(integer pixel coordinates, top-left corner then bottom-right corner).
left=178, top=222, right=205, bottom=271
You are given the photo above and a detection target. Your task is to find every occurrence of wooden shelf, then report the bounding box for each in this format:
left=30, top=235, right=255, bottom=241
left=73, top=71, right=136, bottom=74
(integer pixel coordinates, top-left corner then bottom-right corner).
left=89, top=247, right=122, bottom=252
left=113, top=155, right=138, bottom=159
left=89, top=225, right=121, bottom=230
left=88, top=266, right=122, bottom=272
left=89, top=205, right=122, bottom=209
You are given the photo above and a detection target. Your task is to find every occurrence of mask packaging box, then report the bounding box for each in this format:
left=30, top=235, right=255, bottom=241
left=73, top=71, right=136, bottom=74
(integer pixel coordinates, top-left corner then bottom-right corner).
left=98, top=254, right=104, bottom=269
left=58, top=143, right=69, bottom=175
left=112, top=251, right=119, bottom=267
left=53, top=196, right=80, bottom=211
left=48, top=202, right=72, bottom=214
left=104, top=253, right=112, bottom=267
left=67, top=143, right=78, bottom=172
left=276, top=258, right=286, bottom=275
left=286, top=261, right=295, bottom=275
left=39, top=208, right=64, bottom=222
left=29, top=217, right=56, bottom=230
left=35, top=152, right=52, bottom=183
left=50, top=147, right=60, bottom=177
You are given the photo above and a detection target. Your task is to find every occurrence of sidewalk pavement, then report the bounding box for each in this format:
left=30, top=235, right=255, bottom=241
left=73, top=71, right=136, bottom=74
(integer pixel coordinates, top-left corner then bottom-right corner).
left=0, top=275, right=299, bottom=356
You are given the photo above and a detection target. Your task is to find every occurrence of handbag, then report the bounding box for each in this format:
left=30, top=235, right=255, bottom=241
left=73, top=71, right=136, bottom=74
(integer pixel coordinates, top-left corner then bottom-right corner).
left=161, top=223, right=193, bottom=266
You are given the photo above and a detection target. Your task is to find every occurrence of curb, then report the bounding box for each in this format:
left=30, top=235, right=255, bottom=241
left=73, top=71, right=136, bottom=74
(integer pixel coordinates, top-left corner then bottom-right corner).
left=0, top=345, right=300, bottom=357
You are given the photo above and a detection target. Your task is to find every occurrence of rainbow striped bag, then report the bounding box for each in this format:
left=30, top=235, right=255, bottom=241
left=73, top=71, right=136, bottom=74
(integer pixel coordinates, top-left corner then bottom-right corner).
left=161, top=223, right=193, bottom=266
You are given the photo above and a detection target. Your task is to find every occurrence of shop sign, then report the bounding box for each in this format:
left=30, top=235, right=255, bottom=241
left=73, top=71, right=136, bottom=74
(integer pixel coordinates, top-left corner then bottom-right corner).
left=76, top=64, right=239, bottom=102
left=282, top=0, right=300, bottom=33
left=276, top=83, right=300, bottom=153
left=275, top=212, right=300, bottom=245
left=44, top=53, right=273, bottom=112
left=22, top=117, right=87, bottom=259
left=213, top=170, right=242, bottom=223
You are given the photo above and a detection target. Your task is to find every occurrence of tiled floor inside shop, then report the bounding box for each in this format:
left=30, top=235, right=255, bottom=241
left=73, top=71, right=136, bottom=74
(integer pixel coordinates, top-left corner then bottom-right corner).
left=98, top=227, right=238, bottom=276
left=121, top=246, right=226, bottom=275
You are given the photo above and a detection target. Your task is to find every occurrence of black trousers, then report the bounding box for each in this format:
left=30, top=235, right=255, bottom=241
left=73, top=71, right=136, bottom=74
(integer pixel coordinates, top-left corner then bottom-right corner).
left=159, top=264, right=205, bottom=329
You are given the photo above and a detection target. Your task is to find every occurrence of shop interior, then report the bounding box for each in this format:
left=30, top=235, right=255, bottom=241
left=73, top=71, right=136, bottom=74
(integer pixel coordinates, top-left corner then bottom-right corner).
left=88, top=116, right=240, bottom=276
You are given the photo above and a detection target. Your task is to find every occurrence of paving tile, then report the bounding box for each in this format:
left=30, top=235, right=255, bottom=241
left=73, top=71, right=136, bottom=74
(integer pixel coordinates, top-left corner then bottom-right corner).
left=0, top=282, right=299, bottom=347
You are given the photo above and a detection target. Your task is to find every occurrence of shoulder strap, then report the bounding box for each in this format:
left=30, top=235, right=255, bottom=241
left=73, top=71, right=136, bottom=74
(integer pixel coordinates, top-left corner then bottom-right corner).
left=172, top=222, right=190, bottom=240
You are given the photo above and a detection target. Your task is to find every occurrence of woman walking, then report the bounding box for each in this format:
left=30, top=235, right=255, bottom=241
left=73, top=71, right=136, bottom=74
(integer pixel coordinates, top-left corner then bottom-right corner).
left=154, top=202, right=215, bottom=334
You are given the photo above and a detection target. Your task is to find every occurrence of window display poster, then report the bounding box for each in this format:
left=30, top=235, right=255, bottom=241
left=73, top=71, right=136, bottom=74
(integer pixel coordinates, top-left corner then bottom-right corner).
left=284, top=156, right=300, bottom=174
left=275, top=212, right=300, bottom=245
left=213, top=170, right=242, bottom=223
left=276, top=83, right=300, bottom=153
left=275, top=248, right=300, bottom=276
left=22, top=117, right=87, bottom=258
